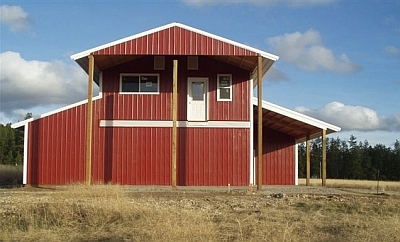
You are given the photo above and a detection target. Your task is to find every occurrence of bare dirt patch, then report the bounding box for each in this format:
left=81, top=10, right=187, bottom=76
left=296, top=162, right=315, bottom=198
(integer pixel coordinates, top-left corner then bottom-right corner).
left=1, top=185, right=399, bottom=242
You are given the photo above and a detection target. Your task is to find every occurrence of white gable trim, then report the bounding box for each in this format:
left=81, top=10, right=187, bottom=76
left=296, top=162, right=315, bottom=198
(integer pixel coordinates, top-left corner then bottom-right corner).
left=11, top=95, right=102, bottom=129
left=71, top=22, right=279, bottom=61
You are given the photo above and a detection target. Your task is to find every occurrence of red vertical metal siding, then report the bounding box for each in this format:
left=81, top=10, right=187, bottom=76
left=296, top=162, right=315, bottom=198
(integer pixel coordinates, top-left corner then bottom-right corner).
left=178, top=128, right=249, bottom=186
left=25, top=55, right=251, bottom=185
left=93, top=26, right=258, bottom=56
left=255, top=127, right=295, bottom=185
left=27, top=102, right=91, bottom=185
left=93, top=127, right=172, bottom=185
left=99, top=55, right=250, bottom=185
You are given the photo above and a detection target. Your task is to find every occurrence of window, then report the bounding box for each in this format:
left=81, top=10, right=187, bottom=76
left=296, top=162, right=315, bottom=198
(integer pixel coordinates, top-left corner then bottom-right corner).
left=217, top=74, right=232, bottom=101
left=120, top=74, right=159, bottom=94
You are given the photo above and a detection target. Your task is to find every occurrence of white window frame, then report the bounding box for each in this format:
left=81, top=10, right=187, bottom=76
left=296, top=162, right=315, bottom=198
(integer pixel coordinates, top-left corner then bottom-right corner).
left=119, top=73, right=160, bottom=94
left=217, top=74, right=232, bottom=101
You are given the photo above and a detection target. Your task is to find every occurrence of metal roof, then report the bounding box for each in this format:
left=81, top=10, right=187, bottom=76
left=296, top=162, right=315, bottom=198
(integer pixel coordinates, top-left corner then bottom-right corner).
left=71, top=22, right=278, bottom=84
left=253, top=98, right=341, bottom=143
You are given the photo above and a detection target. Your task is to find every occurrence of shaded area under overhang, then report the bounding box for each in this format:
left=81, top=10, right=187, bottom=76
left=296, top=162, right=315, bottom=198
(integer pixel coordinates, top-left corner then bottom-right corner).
left=74, top=54, right=275, bottom=86
left=253, top=98, right=341, bottom=143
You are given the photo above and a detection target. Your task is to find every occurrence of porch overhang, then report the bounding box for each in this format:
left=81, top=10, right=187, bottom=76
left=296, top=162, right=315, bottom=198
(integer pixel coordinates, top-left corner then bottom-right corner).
left=253, top=98, right=341, bottom=143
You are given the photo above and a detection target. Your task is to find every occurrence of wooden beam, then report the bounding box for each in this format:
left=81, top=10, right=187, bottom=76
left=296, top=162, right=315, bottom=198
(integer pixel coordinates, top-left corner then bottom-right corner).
left=322, top=129, right=327, bottom=187
left=86, top=54, right=94, bottom=186
left=172, top=60, right=178, bottom=189
left=306, top=135, right=310, bottom=186
left=257, top=55, right=263, bottom=191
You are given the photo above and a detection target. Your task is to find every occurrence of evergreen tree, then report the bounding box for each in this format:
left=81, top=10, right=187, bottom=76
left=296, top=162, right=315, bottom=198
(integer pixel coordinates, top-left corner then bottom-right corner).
left=297, top=143, right=306, bottom=178
left=310, top=138, right=322, bottom=178
left=0, top=123, right=24, bottom=165
left=298, top=135, right=400, bottom=181
left=327, top=137, right=341, bottom=179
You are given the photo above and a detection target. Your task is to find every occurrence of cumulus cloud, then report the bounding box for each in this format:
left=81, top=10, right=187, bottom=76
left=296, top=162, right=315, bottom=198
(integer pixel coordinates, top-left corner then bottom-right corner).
left=265, top=66, right=290, bottom=82
left=267, top=29, right=361, bottom=73
left=181, top=0, right=335, bottom=7
left=0, top=51, right=88, bottom=118
left=0, top=5, right=33, bottom=32
left=385, top=45, right=400, bottom=58
left=295, top=102, right=400, bottom=132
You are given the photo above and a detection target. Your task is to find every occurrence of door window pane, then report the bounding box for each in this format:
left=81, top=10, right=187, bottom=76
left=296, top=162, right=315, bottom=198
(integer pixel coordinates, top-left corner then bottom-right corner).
left=192, top=82, right=204, bottom=100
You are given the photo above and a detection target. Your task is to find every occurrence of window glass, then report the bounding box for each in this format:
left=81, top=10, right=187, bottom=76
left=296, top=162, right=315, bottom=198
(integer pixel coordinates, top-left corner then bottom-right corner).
left=192, top=82, right=204, bottom=100
left=121, top=76, right=139, bottom=92
left=219, top=88, right=231, bottom=99
left=140, top=75, right=158, bottom=92
left=219, top=77, right=230, bottom=87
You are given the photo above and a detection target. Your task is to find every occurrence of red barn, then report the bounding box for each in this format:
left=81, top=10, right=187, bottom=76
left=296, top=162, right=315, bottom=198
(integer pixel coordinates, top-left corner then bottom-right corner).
left=12, top=23, right=340, bottom=187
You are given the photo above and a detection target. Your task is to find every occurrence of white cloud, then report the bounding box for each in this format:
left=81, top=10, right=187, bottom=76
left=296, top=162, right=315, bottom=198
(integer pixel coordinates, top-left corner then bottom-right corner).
left=0, top=51, right=88, bottom=118
left=295, top=102, right=400, bottom=132
left=265, top=66, right=290, bottom=82
left=385, top=45, right=400, bottom=58
left=267, top=29, right=361, bottom=73
left=181, top=0, right=335, bottom=7
left=0, top=5, right=33, bottom=32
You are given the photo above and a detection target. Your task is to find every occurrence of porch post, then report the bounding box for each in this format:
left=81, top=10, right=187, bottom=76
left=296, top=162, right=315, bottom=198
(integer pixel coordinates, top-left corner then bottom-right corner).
left=257, top=55, right=263, bottom=190
left=86, top=54, right=94, bottom=185
left=306, top=135, right=311, bottom=186
left=322, top=129, right=327, bottom=187
left=172, top=60, right=178, bottom=189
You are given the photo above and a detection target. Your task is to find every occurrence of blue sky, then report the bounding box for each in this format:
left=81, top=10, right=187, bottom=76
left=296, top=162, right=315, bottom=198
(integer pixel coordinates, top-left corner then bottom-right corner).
left=1, top=0, right=399, bottom=147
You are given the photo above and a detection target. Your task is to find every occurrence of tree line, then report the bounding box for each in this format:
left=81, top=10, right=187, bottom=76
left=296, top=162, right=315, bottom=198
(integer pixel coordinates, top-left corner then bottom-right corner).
left=298, top=135, right=400, bottom=181
left=0, top=123, right=24, bottom=165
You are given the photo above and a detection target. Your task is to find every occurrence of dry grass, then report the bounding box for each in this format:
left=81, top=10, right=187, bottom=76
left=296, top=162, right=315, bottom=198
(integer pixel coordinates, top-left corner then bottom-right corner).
left=1, top=185, right=399, bottom=242
left=299, top=178, right=400, bottom=191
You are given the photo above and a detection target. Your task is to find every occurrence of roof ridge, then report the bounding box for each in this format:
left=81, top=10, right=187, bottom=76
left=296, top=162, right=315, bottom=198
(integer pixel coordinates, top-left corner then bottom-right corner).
left=71, top=22, right=278, bottom=61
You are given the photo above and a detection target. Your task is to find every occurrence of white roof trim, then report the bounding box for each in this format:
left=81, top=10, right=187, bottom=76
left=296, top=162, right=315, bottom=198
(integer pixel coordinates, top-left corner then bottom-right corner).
left=252, top=97, right=341, bottom=132
left=11, top=95, right=102, bottom=129
left=71, top=22, right=279, bottom=61
left=11, top=118, right=33, bottom=129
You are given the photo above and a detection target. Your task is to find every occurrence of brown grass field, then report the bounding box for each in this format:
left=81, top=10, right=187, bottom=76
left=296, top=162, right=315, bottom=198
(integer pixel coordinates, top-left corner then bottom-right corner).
left=299, top=178, right=400, bottom=192
left=1, top=182, right=399, bottom=242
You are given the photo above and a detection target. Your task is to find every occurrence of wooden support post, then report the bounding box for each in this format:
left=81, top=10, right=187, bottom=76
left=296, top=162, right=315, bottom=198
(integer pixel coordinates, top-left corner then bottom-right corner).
left=86, top=54, right=94, bottom=186
left=322, top=129, right=327, bottom=187
left=172, top=60, right=178, bottom=189
left=257, top=55, right=263, bottom=191
left=306, top=135, right=311, bottom=186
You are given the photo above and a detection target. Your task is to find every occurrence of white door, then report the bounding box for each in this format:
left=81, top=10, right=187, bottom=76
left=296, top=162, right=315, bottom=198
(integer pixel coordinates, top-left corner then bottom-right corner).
left=187, top=78, right=208, bottom=121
